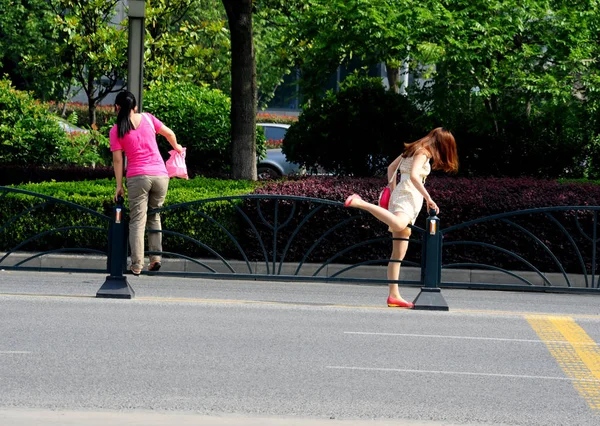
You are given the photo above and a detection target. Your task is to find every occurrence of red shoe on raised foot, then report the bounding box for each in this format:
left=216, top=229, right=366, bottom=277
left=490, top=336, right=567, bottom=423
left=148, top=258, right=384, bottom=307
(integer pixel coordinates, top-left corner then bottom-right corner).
left=344, top=194, right=362, bottom=207
left=387, top=296, right=414, bottom=308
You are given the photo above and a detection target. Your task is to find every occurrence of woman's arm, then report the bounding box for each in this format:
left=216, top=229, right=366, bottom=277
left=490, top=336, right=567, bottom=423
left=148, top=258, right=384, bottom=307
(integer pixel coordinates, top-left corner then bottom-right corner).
left=112, top=150, right=125, bottom=202
left=410, top=152, right=439, bottom=214
left=157, top=125, right=183, bottom=153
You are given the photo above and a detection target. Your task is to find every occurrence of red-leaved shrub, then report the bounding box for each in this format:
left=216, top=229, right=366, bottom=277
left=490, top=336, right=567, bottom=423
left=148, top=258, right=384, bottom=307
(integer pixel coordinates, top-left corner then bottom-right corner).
left=248, top=176, right=600, bottom=274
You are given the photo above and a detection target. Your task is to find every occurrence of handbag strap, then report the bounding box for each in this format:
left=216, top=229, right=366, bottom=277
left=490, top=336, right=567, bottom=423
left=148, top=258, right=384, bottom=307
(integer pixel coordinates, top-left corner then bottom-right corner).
left=388, top=157, right=402, bottom=184
left=142, top=113, right=156, bottom=133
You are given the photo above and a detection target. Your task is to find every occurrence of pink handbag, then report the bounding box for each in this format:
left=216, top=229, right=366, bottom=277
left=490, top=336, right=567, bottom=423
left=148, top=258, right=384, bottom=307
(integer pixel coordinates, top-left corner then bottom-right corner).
left=166, top=148, right=188, bottom=179
left=378, top=187, right=391, bottom=209
left=379, top=160, right=401, bottom=210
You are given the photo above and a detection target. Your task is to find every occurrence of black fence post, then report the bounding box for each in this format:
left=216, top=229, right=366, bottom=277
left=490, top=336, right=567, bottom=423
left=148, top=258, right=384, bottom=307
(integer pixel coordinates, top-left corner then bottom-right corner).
left=96, top=196, right=135, bottom=299
left=412, top=209, right=448, bottom=310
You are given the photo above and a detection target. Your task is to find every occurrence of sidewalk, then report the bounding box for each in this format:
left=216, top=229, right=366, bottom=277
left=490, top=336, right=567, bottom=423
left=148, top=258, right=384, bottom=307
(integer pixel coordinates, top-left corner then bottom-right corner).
left=1, top=252, right=597, bottom=289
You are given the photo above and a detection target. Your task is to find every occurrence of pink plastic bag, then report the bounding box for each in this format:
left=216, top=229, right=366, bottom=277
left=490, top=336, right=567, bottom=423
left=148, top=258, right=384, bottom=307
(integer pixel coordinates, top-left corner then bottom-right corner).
left=165, top=148, right=188, bottom=179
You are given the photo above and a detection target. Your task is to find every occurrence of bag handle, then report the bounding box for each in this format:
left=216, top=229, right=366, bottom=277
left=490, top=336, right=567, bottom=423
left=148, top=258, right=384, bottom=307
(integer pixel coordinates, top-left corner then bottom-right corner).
left=388, top=158, right=402, bottom=184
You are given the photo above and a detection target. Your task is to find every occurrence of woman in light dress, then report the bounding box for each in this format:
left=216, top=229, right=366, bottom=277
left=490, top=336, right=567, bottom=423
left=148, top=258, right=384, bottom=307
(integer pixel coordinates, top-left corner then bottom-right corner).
left=345, top=128, right=458, bottom=308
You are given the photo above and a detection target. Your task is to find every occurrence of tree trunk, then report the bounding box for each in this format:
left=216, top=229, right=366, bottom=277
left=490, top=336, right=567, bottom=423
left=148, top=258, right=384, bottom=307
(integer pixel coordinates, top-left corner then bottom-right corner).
left=86, top=71, right=96, bottom=126
left=89, top=101, right=97, bottom=128
left=222, top=0, right=257, bottom=180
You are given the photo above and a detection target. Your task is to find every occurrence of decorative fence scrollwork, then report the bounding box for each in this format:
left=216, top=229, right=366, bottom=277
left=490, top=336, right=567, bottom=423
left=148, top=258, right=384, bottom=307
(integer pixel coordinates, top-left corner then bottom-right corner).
left=2, top=185, right=599, bottom=293
left=441, top=207, right=600, bottom=291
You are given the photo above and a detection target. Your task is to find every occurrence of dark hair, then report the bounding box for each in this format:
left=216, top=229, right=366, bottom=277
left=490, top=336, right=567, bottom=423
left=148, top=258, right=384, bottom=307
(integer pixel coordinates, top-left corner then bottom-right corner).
left=114, top=91, right=137, bottom=138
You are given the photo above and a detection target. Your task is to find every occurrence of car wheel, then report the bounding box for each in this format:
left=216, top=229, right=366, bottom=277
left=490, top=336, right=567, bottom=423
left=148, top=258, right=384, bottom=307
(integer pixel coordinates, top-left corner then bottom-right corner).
left=257, top=166, right=281, bottom=180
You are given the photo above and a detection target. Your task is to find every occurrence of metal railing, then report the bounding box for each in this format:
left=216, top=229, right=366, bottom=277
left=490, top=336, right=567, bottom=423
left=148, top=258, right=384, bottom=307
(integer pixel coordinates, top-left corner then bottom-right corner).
left=143, top=194, right=425, bottom=284
left=2, top=185, right=599, bottom=303
left=0, top=187, right=425, bottom=284
left=0, top=187, right=111, bottom=273
left=440, top=206, right=600, bottom=292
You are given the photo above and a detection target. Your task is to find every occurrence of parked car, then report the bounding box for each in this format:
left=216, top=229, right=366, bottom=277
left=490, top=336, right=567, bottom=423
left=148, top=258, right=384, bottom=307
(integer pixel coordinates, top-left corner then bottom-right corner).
left=257, top=123, right=301, bottom=179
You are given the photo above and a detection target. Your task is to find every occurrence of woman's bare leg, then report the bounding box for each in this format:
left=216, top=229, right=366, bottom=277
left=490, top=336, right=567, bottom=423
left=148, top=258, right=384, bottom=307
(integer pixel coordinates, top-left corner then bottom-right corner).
left=346, top=195, right=410, bottom=232
left=388, top=226, right=412, bottom=302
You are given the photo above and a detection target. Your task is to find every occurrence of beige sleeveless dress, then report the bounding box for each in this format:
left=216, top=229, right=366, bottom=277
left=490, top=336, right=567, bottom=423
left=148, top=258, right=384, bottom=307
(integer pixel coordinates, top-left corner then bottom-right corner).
left=388, top=155, right=431, bottom=226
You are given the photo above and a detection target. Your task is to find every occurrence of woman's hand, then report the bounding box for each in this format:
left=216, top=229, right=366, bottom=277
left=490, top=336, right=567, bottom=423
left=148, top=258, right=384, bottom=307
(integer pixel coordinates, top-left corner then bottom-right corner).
left=173, top=143, right=184, bottom=154
left=426, top=198, right=439, bottom=215
left=114, top=185, right=125, bottom=202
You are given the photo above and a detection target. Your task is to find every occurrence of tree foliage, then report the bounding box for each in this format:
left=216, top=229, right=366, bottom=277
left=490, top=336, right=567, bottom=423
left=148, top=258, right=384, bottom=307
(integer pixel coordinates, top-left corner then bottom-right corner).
left=283, top=76, right=424, bottom=176
left=0, top=0, right=72, bottom=102
left=144, top=0, right=231, bottom=91
left=52, top=0, right=127, bottom=125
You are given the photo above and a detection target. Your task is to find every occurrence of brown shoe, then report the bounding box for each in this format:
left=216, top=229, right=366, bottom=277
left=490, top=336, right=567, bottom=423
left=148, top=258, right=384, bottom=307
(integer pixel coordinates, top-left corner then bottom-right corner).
left=148, top=261, right=161, bottom=272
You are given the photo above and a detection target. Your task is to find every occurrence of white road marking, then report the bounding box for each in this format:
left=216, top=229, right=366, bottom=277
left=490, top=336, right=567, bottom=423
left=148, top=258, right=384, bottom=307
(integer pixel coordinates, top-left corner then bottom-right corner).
left=344, top=331, right=596, bottom=345
left=326, top=366, right=600, bottom=382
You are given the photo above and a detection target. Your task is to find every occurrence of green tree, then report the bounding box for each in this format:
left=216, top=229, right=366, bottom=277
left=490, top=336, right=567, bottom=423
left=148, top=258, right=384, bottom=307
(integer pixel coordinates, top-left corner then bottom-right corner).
left=255, top=0, right=426, bottom=100
left=406, top=0, right=600, bottom=176
left=52, top=0, right=127, bottom=126
left=0, top=0, right=72, bottom=102
left=144, top=0, right=231, bottom=90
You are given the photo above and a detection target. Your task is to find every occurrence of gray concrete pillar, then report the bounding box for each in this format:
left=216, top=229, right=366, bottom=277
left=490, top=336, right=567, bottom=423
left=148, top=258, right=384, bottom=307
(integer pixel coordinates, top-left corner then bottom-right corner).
left=127, top=0, right=146, bottom=111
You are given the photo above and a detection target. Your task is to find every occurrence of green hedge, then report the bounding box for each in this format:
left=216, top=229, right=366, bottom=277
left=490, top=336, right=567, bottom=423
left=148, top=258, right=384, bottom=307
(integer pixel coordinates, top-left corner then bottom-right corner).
left=1, top=178, right=258, bottom=258
left=5, top=176, right=600, bottom=274
left=0, top=79, right=67, bottom=166
left=0, top=80, right=111, bottom=168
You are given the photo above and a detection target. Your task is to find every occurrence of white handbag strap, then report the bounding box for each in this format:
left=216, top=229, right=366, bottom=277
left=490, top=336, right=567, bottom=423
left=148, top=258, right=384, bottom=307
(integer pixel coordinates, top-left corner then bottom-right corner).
left=142, top=112, right=155, bottom=133
left=388, top=157, right=402, bottom=184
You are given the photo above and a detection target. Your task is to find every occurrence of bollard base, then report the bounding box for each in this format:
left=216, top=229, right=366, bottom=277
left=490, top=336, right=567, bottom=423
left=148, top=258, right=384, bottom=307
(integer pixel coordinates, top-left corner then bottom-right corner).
left=412, top=287, right=449, bottom=311
left=96, top=275, right=135, bottom=299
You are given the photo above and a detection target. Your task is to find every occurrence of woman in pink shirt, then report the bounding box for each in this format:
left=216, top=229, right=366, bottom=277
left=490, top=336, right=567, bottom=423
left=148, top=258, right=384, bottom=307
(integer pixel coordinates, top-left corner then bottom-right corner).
left=110, top=91, right=183, bottom=275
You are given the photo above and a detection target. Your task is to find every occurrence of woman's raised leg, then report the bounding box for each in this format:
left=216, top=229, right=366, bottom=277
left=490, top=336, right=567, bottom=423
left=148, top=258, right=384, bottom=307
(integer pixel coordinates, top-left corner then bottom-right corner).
left=345, top=195, right=410, bottom=232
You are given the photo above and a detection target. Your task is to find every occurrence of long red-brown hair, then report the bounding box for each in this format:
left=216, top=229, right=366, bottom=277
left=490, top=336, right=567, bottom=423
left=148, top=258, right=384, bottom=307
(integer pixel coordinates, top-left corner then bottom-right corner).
left=403, top=127, right=458, bottom=173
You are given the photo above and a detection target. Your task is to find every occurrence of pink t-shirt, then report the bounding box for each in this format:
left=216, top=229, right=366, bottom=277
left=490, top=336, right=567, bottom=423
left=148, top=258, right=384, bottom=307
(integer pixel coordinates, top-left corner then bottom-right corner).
left=109, top=113, right=168, bottom=178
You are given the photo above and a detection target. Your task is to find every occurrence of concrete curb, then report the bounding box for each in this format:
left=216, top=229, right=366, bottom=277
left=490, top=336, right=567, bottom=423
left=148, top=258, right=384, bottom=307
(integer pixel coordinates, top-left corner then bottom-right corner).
left=0, top=252, right=591, bottom=288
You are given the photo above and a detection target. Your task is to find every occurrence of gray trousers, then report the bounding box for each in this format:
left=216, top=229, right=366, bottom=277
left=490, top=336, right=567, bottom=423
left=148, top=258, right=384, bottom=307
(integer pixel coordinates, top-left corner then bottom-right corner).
left=126, top=175, right=170, bottom=267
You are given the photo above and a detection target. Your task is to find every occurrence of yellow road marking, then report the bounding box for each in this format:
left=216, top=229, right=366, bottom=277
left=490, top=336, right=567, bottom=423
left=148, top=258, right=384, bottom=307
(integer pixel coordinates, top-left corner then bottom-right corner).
left=527, top=316, right=600, bottom=410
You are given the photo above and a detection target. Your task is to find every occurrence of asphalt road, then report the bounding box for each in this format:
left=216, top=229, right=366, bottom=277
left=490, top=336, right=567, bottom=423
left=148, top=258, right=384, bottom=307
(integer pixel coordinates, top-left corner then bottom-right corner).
left=1, top=270, right=599, bottom=426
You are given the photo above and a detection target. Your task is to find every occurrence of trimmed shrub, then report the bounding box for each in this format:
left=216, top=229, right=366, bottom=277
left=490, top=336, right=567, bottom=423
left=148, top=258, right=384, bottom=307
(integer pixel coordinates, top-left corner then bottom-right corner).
left=1, top=178, right=258, bottom=257
left=251, top=176, right=600, bottom=273
left=283, top=76, right=424, bottom=176
left=144, top=82, right=266, bottom=173
left=0, top=165, right=114, bottom=185
left=257, top=112, right=298, bottom=125
left=5, top=175, right=600, bottom=275
left=55, top=128, right=111, bottom=167
left=0, top=79, right=67, bottom=166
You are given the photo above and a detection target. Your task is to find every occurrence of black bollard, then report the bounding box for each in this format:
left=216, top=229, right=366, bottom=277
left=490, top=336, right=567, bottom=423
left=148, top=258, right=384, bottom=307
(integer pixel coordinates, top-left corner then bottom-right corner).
left=96, top=196, right=135, bottom=299
left=412, top=209, right=448, bottom=310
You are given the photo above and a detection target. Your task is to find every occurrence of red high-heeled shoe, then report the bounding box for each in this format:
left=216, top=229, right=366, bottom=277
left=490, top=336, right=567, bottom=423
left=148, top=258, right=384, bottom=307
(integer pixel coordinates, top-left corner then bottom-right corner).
left=344, top=194, right=362, bottom=207
left=387, top=296, right=414, bottom=308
